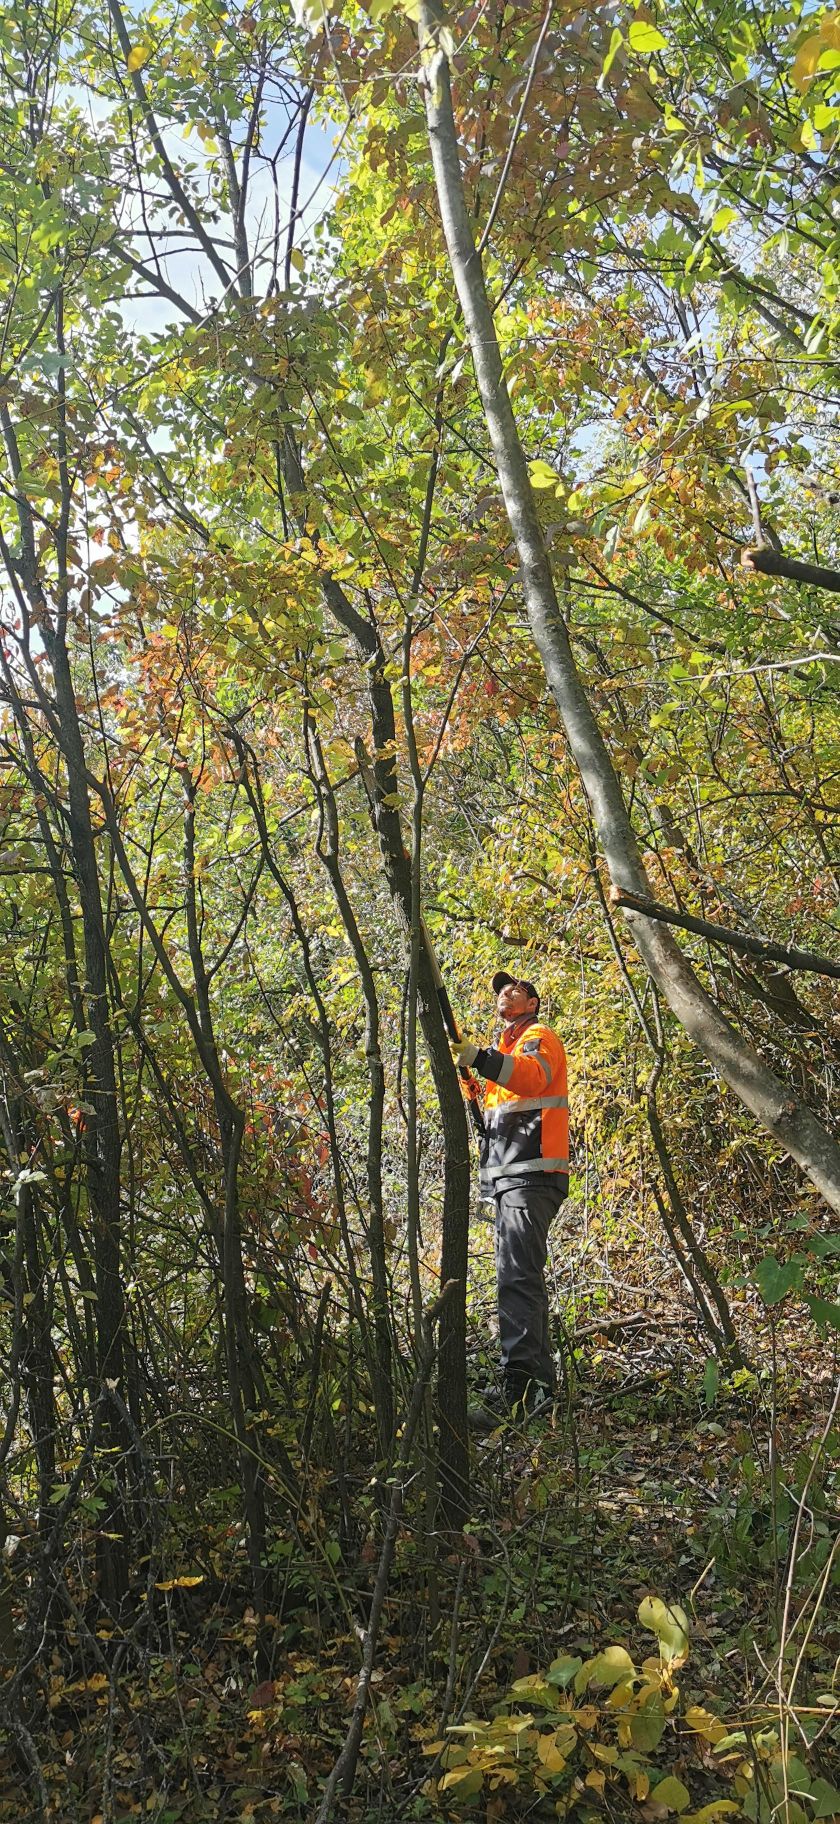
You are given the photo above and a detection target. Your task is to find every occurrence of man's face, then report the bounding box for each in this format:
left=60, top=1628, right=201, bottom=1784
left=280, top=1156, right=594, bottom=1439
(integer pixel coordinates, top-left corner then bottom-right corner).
left=496, top=981, right=538, bottom=1023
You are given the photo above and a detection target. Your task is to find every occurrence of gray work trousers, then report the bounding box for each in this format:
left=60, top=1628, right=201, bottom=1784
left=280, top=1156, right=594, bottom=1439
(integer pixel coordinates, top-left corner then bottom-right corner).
left=494, top=1181, right=565, bottom=1388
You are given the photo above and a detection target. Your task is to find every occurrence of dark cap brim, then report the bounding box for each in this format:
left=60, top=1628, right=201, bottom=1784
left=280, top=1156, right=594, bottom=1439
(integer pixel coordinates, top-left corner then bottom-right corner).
left=492, top=970, right=540, bottom=1008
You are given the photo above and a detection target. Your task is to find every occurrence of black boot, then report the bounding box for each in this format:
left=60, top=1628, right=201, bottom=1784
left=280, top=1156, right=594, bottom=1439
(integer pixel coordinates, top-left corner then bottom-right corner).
left=505, top=1372, right=555, bottom=1424
left=468, top=1373, right=554, bottom=1434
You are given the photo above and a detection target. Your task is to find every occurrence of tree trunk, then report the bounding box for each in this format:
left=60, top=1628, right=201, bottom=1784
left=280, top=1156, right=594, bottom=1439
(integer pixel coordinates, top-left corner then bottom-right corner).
left=416, top=6, right=840, bottom=1216
left=317, top=576, right=471, bottom=1526
left=180, top=776, right=268, bottom=1618
left=307, top=723, right=395, bottom=1457
left=45, top=633, right=129, bottom=1609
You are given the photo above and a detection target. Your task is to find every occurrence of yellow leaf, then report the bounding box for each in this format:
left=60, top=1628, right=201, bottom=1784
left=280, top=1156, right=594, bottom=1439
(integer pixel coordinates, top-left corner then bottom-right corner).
left=653, top=1776, right=692, bottom=1813
left=126, top=43, right=152, bottom=71
left=681, top=1806, right=741, bottom=1824
left=628, top=21, right=667, bottom=53
left=635, top=1772, right=651, bottom=1800
left=529, top=458, right=560, bottom=489
left=638, top=1596, right=690, bottom=1666
left=793, top=19, right=840, bottom=88
left=587, top=1645, right=636, bottom=1688
left=154, top=1574, right=204, bottom=1591
left=585, top=1768, right=606, bottom=1794
left=573, top=1705, right=598, bottom=1730
left=536, top=1736, right=567, bottom=1776
left=793, top=30, right=826, bottom=86
left=685, top=1706, right=727, bottom=1745
left=439, top=1766, right=484, bottom=1795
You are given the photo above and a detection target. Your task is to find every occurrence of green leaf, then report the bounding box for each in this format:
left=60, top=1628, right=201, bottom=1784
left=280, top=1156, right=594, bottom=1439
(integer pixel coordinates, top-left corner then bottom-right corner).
left=630, top=1691, right=666, bottom=1751
left=754, top=1253, right=802, bottom=1306
left=291, top=0, right=329, bottom=27
left=599, top=26, right=624, bottom=84
left=806, top=1234, right=840, bottom=1259
left=38, top=351, right=72, bottom=376
left=547, top=1655, right=583, bottom=1688
left=803, top=1294, right=840, bottom=1334
left=15, top=469, right=49, bottom=496
left=628, top=22, right=667, bottom=54
left=703, top=1356, right=720, bottom=1410
left=632, top=495, right=651, bottom=534
left=810, top=1779, right=840, bottom=1818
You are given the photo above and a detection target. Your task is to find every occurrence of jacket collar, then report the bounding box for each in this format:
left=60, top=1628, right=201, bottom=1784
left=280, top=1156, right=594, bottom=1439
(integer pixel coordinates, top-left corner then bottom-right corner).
left=500, top=1012, right=537, bottom=1050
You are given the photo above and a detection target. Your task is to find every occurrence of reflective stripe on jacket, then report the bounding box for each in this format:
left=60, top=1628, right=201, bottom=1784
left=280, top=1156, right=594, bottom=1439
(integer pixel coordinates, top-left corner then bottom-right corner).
left=474, top=1016, right=569, bottom=1199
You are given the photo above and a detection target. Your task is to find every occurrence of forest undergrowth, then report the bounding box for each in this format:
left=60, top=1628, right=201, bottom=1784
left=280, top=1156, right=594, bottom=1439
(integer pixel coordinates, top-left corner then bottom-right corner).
left=3, top=1215, right=837, bottom=1824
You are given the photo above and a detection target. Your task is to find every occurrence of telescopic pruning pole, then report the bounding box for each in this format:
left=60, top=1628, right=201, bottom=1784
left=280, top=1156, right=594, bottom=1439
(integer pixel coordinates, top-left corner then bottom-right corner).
left=420, top=918, right=485, bottom=1139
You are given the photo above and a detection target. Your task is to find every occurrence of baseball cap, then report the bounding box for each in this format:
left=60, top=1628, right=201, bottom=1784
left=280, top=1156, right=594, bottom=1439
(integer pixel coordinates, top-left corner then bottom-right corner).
left=492, top=970, right=540, bottom=1010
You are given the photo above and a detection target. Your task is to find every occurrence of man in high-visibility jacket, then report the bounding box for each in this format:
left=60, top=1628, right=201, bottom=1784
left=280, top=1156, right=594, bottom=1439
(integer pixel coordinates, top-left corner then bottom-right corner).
left=451, top=970, right=569, bottom=1427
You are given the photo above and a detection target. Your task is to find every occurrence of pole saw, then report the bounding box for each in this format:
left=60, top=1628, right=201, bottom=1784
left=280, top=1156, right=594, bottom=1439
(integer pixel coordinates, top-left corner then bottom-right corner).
left=420, top=917, right=485, bottom=1140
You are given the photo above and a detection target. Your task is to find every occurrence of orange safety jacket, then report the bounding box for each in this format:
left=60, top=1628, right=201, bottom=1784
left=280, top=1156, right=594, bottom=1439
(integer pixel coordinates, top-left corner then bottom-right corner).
left=472, top=1015, right=569, bottom=1200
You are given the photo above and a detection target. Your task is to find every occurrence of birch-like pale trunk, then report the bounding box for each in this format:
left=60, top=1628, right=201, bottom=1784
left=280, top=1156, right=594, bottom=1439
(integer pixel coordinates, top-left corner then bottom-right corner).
left=417, top=2, right=840, bottom=1214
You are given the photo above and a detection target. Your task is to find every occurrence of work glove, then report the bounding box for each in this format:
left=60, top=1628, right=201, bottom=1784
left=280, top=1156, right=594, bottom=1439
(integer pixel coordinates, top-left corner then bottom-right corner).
left=450, top=1037, right=479, bottom=1069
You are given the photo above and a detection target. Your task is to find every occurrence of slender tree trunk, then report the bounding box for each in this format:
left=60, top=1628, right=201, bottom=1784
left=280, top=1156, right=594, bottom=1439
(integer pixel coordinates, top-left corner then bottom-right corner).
left=416, top=7, right=840, bottom=1216
left=1, top=298, right=129, bottom=1605
left=181, top=776, right=268, bottom=1618
left=0, top=1040, right=58, bottom=1528
left=307, top=723, right=394, bottom=1456
left=646, top=1064, right=742, bottom=1364
left=21, top=1190, right=57, bottom=1524
left=44, top=630, right=129, bottom=1609
left=355, top=638, right=471, bottom=1528
left=306, top=579, right=470, bottom=1528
